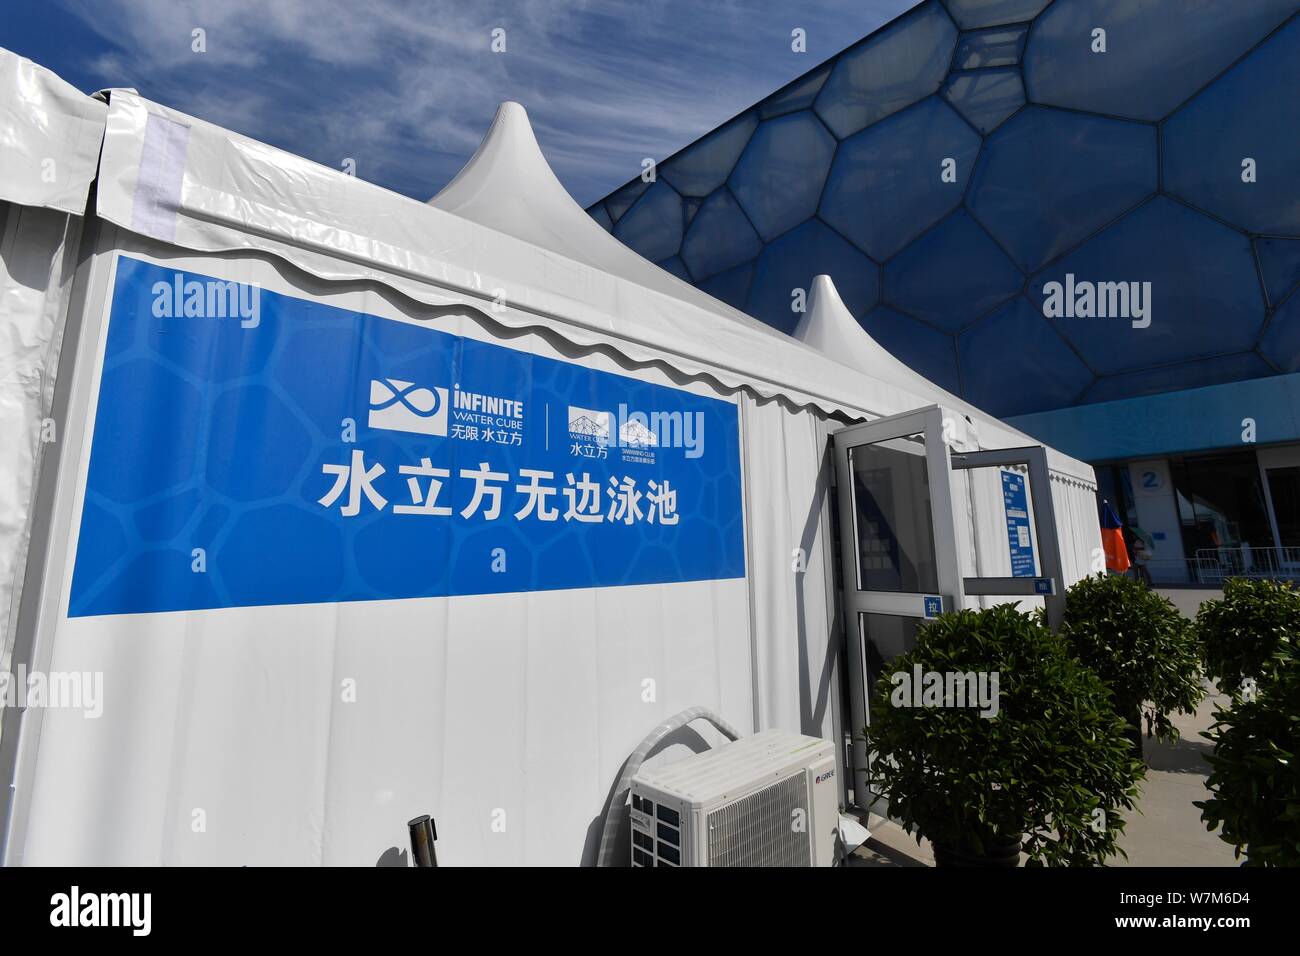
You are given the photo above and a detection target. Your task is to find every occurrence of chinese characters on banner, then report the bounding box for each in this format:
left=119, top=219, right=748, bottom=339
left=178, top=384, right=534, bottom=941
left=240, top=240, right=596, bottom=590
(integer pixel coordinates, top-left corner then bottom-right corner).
left=68, top=258, right=745, bottom=616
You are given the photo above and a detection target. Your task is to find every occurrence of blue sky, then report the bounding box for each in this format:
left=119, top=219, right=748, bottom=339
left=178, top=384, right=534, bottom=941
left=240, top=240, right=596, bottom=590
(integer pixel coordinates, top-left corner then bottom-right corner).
left=0, top=0, right=912, bottom=206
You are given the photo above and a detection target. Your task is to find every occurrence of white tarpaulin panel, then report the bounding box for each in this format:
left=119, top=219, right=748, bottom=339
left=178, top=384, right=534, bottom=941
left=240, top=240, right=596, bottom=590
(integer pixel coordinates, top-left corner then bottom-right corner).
left=0, top=51, right=105, bottom=679
left=740, top=393, right=841, bottom=739
left=0, top=202, right=82, bottom=674
left=0, top=50, right=105, bottom=215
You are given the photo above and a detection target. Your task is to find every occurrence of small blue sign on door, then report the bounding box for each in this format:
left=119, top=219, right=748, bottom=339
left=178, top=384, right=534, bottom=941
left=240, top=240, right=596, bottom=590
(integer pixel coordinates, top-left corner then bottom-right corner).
left=922, top=595, right=943, bottom=619
left=1001, top=471, right=1036, bottom=578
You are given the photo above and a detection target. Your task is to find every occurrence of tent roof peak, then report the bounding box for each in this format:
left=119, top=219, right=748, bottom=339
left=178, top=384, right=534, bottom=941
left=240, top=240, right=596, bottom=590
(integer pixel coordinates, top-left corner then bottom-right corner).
left=427, top=100, right=800, bottom=348
left=429, top=100, right=585, bottom=234
left=796, top=273, right=952, bottom=403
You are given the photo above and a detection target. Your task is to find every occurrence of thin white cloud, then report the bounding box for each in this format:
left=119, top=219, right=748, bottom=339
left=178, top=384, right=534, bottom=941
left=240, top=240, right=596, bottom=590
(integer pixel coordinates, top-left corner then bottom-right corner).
left=51, top=0, right=912, bottom=204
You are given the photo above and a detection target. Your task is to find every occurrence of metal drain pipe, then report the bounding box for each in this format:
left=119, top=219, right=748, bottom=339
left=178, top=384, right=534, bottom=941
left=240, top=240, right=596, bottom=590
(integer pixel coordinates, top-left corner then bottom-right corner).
left=408, top=814, right=439, bottom=867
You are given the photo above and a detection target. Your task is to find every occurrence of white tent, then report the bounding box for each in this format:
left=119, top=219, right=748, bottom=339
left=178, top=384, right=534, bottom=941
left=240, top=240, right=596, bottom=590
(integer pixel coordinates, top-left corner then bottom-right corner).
left=0, top=51, right=1100, bottom=866
left=0, top=51, right=106, bottom=677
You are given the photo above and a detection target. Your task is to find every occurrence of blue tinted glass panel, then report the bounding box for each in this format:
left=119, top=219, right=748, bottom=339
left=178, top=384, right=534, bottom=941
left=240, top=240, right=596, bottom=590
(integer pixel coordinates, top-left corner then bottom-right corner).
left=760, top=63, right=832, bottom=119
left=697, top=260, right=755, bottom=310
left=1163, top=16, right=1300, bottom=235
left=1025, top=0, right=1298, bottom=121
left=814, top=2, right=958, bottom=138
left=884, top=210, right=1023, bottom=332
left=1029, top=197, right=1264, bottom=375
left=612, top=181, right=684, bottom=263
left=729, top=111, right=836, bottom=241
left=656, top=256, right=693, bottom=283
left=660, top=112, right=758, bottom=198
left=1256, top=238, right=1300, bottom=309
left=589, top=204, right=613, bottom=232
left=746, top=219, right=880, bottom=334
left=1260, top=292, right=1300, bottom=373
left=683, top=197, right=701, bottom=228
left=953, top=25, right=1026, bottom=68
left=604, top=178, right=650, bottom=222
left=967, top=106, right=1156, bottom=273
left=680, top=189, right=763, bottom=280
left=820, top=97, right=979, bottom=261
left=959, top=297, right=1094, bottom=416
left=943, top=0, right=1050, bottom=30
left=860, top=306, right=961, bottom=394
left=942, top=67, right=1024, bottom=133
left=1083, top=353, right=1274, bottom=404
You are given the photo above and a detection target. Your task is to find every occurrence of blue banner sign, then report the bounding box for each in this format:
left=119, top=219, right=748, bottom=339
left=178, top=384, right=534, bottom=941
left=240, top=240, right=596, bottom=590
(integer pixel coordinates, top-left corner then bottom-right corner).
left=1000, top=470, right=1035, bottom=578
left=68, top=257, right=745, bottom=617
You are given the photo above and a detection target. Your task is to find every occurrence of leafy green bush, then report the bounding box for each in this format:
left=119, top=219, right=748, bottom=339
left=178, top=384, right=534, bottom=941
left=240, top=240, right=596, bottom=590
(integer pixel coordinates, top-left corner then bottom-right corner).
left=1060, top=574, right=1204, bottom=743
left=863, top=604, right=1145, bottom=866
left=1196, top=577, right=1300, bottom=695
left=1195, top=636, right=1300, bottom=866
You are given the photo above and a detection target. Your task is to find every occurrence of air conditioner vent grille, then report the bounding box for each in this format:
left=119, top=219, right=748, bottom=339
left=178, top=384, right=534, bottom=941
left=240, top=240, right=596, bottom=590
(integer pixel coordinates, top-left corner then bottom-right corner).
left=706, top=773, right=810, bottom=867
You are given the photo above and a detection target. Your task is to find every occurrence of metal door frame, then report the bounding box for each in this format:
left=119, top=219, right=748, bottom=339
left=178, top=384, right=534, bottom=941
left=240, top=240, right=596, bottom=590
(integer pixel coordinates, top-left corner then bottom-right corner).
left=832, top=405, right=1066, bottom=810
left=832, top=405, right=962, bottom=806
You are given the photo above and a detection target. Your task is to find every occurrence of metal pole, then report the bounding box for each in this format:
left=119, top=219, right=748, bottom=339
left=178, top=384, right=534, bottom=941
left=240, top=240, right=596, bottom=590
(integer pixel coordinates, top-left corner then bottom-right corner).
left=408, top=814, right=438, bottom=867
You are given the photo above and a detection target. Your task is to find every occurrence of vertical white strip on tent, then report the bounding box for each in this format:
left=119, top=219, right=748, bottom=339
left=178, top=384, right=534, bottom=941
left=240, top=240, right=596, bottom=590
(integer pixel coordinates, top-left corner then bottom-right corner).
left=1052, top=473, right=1103, bottom=587
left=0, top=203, right=83, bottom=674
left=739, top=393, right=840, bottom=740
left=0, top=50, right=106, bottom=676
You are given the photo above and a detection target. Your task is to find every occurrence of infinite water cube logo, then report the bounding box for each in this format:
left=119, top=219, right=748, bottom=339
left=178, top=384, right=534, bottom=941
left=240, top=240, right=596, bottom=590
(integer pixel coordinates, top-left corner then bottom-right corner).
left=567, top=405, right=611, bottom=444
left=368, top=378, right=449, bottom=436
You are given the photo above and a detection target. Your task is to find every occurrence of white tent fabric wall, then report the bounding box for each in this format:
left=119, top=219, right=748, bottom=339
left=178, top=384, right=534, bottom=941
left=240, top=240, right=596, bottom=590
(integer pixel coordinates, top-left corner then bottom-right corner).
left=14, top=243, right=756, bottom=865
left=739, top=394, right=840, bottom=740
left=0, top=51, right=1101, bottom=866
left=0, top=51, right=105, bottom=676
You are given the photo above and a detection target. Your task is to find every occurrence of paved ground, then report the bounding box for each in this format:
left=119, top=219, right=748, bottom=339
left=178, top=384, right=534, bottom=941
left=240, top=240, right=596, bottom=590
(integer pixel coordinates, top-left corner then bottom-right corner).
left=1113, top=688, right=1237, bottom=866
left=1154, top=588, right=1223, bottom=619
left=847, top=688, right=1238, bottom=867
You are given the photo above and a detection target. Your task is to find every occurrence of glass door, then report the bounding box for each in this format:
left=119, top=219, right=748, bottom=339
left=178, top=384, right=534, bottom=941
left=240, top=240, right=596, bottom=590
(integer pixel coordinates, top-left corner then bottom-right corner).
left=832, top=406, right=963, bottom=809
left=1258, top=445, right=1300, bottom=574
left=833, top=405, right=1066, bottom=811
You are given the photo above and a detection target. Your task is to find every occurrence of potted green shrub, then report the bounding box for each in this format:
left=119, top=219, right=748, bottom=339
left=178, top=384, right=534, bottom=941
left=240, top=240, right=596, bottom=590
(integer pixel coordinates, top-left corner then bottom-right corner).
left=1060, top=574, right=1204, bottom=756
left=863, top=604, right=1145, bottom=866
left=1197, top=577, right=1300, bottom=695
left=1195, top=638, right=1300, bottom=866
left=1194, top=578, right=1300, bottom=866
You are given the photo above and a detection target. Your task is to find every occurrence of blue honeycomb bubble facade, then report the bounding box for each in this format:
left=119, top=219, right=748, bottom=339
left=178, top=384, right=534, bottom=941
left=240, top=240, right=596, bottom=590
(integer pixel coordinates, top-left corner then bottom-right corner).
left=587, top=0, right=1300, bottom=422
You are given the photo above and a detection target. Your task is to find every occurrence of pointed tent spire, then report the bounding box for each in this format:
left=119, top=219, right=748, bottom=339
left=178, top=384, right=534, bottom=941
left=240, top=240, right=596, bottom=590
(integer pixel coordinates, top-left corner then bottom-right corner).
left=795, top=274, right=994, bottom=424
left=430, top=101, right=599, bottom=260
left=795, top=274, right=940, bottom=397
left=430, top=101, right=791, bottom=340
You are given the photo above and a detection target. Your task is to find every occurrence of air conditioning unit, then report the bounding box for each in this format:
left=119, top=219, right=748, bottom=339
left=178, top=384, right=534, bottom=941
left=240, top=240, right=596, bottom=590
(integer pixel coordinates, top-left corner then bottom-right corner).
left=629, top=730, right=840, bottom=867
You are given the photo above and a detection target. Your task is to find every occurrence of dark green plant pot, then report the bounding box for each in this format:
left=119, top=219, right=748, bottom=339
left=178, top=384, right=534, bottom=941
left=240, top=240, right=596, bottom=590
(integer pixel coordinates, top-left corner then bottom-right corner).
left=932, top=833, right=1022, bottom=867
